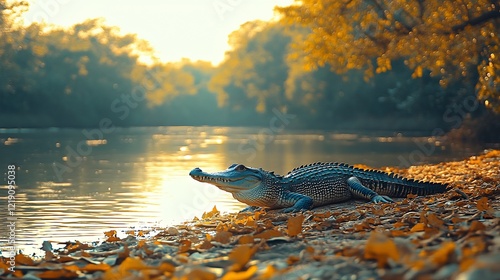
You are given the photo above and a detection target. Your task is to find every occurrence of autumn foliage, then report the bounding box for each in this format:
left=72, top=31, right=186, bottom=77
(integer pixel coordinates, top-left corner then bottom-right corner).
left=277, top=0, right=500, bottom=111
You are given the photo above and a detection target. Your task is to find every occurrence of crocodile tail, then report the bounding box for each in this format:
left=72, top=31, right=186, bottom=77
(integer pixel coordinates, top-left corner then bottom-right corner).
left=358, top=169, right=449, bottom=198
left=386, top=180, right=448, bottom=197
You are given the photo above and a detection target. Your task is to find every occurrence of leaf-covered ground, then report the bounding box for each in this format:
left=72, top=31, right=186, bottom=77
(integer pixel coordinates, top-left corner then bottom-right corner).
left=2, top=150, right=499, bottom=280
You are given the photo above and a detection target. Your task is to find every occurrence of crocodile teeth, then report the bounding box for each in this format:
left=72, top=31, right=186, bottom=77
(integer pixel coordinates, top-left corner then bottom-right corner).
left=196, top=176, right=230, bottom=182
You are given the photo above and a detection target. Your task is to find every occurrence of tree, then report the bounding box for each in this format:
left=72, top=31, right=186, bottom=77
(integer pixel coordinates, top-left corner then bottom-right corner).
left=277, top=0, right=500, bottom=111
left=208, top=21, right=292, bottom=114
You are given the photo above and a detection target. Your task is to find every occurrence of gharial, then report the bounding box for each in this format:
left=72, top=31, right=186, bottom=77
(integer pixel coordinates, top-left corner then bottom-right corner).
left=189, top=162, right=448, bottom=212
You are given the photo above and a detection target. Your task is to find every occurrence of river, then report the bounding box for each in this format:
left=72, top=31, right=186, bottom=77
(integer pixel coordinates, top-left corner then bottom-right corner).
left=0, top=126, right=486, bottom=254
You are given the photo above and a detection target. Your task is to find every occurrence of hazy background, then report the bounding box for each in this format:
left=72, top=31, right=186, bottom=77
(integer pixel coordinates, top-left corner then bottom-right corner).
left=0, top=0, right=498, bottom=141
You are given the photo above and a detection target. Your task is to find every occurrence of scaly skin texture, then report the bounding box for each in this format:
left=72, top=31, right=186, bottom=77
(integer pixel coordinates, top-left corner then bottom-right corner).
left=189, top=162, right=448, bottom=212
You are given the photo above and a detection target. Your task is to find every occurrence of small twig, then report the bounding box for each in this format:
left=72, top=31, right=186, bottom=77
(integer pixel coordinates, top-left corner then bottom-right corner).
left=453, top=188, right=469, bottom=199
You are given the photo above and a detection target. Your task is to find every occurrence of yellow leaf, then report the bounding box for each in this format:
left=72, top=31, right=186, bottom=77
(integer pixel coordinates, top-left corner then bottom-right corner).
left=390, top=230, right=408, bottom=237
left=228, top=245, right=254, bottom=271
left=198, top=240, right=213, bottom=250
left=222, top=265, right=258, bottom=280
left=37, top=270, right=78, bottom=279
left=287, top=214, right=304, bottom=237
left=63, top=265, right=80, bottom=272
left=364, top=231, right=400, bottom=268
left=468, top=220, right=486, bottom=232
left=15, top=254, right=34, bottom=266
left=260, top=265, right=277, bottom=279
left=254, top=229, right=282, bottom=240
left=178, top=240, right=192, bottom=253
left=202, top=205, right=220, bottom=219
left=238, top=235, right=255, bottom=244
left=104, top=230, right=117, bottom=238
left=410, top=223, right=425, bottom=232
left=430, top=242, right=455, bottom=266
left=106, top=236, right=121, bottom=242
left=476, top=197, right=490, bottom=211
left=181, top=268, right=217, bottom=280
left=0, top=261, right=9, bottom=272
left=287, top=255, right=300, bottom=265
left=427, top=213, right=444, bottom=228
left=82, top=263, right=111, bottom=272
left=158, top=262, right=175, bottom=273
left=119, top=257, right=150, bottom=273
left=213, top=231, right=233, bottom=244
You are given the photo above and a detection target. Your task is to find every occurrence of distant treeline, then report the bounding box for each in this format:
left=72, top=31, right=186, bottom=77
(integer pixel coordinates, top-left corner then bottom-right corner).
left=1, top=1, right=499, bottom=142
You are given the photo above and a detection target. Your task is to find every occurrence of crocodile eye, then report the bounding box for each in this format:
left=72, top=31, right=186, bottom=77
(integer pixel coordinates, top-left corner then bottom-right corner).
left=235, top=164, right=246, bottom=171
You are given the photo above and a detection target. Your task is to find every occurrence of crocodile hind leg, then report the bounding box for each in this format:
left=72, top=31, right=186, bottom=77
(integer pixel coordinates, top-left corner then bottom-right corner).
left=347, top=177, right=394, bottom=203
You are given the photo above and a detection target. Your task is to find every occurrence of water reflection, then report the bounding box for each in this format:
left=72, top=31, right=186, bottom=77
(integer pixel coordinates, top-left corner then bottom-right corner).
left=0, top=126, right=486, bottom=254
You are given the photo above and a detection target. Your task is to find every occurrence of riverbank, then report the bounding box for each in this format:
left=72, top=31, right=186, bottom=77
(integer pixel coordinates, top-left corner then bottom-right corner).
left=2, top=150, right=499, bottom=279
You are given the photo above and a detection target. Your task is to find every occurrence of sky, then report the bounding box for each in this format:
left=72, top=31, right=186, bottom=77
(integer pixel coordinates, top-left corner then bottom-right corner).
left=23, top=0, right=295, bottom=65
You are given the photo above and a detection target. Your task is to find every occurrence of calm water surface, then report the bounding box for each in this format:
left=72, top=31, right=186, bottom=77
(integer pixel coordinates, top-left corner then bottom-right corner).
left=0, top=126, right=485, bottom=254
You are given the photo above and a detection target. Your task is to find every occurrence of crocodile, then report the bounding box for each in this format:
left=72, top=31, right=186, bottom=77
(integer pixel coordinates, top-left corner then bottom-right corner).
left=189, top=162, right=448, bottom=212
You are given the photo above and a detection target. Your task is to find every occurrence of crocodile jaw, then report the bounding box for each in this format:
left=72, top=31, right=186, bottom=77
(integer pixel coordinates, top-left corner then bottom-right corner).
left=189, top=167, right=261, bottom=193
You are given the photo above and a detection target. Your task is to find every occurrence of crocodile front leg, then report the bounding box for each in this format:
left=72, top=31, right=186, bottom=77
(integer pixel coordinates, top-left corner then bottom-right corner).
left=347, top=177, right=393, bottom=203
left=280, top=192, right=314, bottom=212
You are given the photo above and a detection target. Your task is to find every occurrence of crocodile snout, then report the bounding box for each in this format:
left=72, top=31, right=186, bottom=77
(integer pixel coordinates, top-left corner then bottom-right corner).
left=189, top=167, right=202, bottom=177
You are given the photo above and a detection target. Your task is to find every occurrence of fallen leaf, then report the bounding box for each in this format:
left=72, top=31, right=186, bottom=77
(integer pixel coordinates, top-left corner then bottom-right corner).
left=106, top=236, right=121, bottom=242
left=158, top=262, right=175, bottom=274
left=213, top=231, right=233, bottom=244
left=45, top=251, right=55, bottom=261
left=476, top=197, right=491, bottom=211
left=468, top=220, right=486, bottom=232
left=390, top=230, right=408, bottom=237
left=37, top=270, right=78, bottom=279
left=430, top=242, right=455, bottom=266
left=202, top=205, right=220, bottom=219
left=57, top=255, right=78, bottom=263
left=228, top=245, right=254, bottom=271
left=238, top=235, right=255, bottom=244
left=0, top=261, right=10, bottom=273
left=63, top=265, right=80, bottom=272
left=119, top=257, right=150, bottom=272
left=410, top=223, right=425, bottom=232
left=393, top=221, right=406, bottom=228
left=104, top=230, right=117, bottom=238
left=82, top=263, right=111, bottom=272
left=287, top=214, right=304, bottom=237
left=427, top=213, right=445, bottom=229
left=222, top=265, right=258, bottom=280
left=178, top=240, right=192, bottom=253
left=15, top=254, right=34, bottom=266
left=180, top=268, right=217, bottom=280
left=287, top=255, right=300, bottom=265
left=254, top=229, right=282, bottom=240
left=259, top=265, right=277, bottom=279
left=364, top=231, right=400, bottom=268
left=198, top=239, right=213, bottom=250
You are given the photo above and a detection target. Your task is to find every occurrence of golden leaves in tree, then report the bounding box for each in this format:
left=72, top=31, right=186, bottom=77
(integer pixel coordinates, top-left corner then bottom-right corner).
left=277, top=0, right=500, bottom=111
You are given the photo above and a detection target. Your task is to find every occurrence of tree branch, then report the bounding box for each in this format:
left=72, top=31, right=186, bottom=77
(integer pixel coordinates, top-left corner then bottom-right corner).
left=452, top=10, right=500, bottom=32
